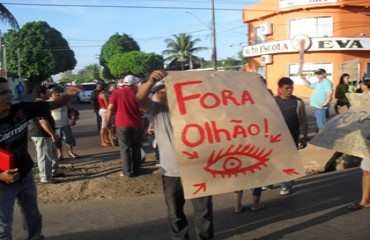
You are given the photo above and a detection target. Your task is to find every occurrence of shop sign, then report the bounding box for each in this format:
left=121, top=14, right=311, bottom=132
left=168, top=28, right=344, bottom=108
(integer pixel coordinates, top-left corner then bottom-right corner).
left=243, top=37, right=370, bottom=57
left=279, top=0, right=338, bottom=9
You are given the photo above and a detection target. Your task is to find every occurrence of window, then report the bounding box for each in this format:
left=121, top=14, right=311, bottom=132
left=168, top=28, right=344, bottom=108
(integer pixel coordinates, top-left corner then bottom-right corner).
left=289, top=17, right=333, bottom=38
left=256, top=66, right=266, bottom=78
left=254, top=26, right=265, bottom=44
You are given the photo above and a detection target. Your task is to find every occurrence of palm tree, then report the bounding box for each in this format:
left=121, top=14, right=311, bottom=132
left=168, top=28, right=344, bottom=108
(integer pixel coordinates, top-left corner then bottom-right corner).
left=0, top=4, right=20, bottom=30
left=163, top=33, right=207, bottom=70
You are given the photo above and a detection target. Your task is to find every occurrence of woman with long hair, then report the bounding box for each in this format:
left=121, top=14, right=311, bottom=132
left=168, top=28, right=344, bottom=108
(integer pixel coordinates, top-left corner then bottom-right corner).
left=334, top=73, right=350, bottom=114
left=97, top=82, right=112, bottom=147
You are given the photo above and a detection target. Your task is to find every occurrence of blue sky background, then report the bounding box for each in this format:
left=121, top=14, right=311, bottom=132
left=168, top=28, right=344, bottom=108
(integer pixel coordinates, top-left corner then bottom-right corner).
left=1, top=0, right=258, bottom=72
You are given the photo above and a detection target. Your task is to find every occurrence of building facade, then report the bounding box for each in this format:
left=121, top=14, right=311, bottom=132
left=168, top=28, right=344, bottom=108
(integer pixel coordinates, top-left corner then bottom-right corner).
left=242, top=0, right=370, bottom=97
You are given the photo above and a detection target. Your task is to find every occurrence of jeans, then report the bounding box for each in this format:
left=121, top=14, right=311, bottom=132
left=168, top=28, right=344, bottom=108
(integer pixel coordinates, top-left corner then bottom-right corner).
left=313, top=107, right=328, bottom=130
left=116, top=127, right=143, bottom=176
left=162, top=176, right=214, bottom=240
left=0, top=173, right=44, bottom=240
left=31, top=137, right=59, bottom=182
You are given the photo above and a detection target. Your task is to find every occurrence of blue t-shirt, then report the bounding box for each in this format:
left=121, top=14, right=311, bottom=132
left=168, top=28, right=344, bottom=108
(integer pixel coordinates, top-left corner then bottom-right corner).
left=309, top=78, right=333, bottom=109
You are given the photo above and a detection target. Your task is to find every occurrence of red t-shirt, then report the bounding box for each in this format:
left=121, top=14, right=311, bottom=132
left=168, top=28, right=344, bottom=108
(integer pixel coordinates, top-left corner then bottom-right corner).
left=109, top=86, right=142, bottom=128
left=97, top=92, right=107, bottom=109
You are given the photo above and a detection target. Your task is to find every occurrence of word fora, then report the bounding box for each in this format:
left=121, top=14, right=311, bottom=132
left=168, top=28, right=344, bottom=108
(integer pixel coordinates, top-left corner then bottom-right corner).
left=173, top=80, right=255, bottom=115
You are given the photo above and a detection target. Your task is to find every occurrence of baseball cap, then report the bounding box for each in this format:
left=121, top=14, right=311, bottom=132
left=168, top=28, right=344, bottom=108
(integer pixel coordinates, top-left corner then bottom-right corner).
left=123, top=75, right=141, bottom=86
left=152, top=80, right=165, bottom=92
left=314, top=68, right=326, bottom=75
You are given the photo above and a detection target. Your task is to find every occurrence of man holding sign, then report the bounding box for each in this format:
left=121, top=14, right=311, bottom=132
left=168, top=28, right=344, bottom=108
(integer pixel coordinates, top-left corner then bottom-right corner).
left=137, top=70, right=214, bottom=240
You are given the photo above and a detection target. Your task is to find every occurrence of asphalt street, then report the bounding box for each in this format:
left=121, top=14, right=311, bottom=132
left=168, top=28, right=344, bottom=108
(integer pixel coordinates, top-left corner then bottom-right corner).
left=13, top=167, right=369, bottom=240
left=13, top=97, right=369, bottom=240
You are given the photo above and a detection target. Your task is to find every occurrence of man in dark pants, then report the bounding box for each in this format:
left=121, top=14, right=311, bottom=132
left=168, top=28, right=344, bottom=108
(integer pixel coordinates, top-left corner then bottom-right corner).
left=275, top=77, right=308, bottom=195
left=136, top=71, right=214, bottom=240
left=107, top=75, right=143, bottom=177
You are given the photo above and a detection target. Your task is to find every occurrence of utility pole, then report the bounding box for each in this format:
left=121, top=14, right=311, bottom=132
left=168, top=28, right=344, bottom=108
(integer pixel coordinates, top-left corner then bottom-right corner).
left=211, top=0, right=217, bottom=71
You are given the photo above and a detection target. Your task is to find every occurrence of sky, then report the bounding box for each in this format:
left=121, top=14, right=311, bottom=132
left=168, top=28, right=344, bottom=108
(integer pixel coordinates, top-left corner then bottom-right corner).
left=1, top=0, right=259, bottom=73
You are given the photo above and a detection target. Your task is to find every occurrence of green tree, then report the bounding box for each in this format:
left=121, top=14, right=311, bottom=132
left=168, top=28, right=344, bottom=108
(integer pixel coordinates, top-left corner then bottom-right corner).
left=100, top=33, right=140, bottom=68
left=162, top=33, right=207, bottom=70
left=0, top=4, right=19, bottom=29
left=60, top=64, right=102, bottom=83
left=108, top=51, right=163, bottom=77
left=4, top=21, right=76, bottom=87
left=220, top=57, right=242, bottom=67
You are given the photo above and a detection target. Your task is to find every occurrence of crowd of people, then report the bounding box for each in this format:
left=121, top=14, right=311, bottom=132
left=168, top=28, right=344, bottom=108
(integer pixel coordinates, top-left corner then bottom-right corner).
left=0, top=68, right=369, bottom=240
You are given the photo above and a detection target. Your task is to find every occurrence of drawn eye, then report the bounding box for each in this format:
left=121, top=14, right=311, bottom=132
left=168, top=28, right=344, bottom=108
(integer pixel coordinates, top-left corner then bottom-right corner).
left=204, top=144, right=272, bottom=178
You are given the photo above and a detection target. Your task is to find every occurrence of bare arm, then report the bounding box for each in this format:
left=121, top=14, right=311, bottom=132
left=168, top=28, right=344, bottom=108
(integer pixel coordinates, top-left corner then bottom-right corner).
left=38, top=119, right=58, bottom=142
left=136, top=70, right=167, bottom=112
left=106, top=103, right=116, bottom=124
left=50, top=86, right=81, bottom=110
left=300, top=74, right=311, bottom=88
left=320, top=92, right=333, bottom=107
left=299, top=100, right=308, bottom=148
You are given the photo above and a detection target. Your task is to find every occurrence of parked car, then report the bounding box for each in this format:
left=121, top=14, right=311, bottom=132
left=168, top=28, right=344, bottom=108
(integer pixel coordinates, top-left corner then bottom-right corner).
left=78, top=82, right=96, bottom=103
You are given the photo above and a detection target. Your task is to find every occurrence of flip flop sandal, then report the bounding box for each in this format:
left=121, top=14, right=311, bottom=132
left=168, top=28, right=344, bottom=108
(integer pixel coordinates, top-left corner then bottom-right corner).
left=347, top=203, right=365, bottom=210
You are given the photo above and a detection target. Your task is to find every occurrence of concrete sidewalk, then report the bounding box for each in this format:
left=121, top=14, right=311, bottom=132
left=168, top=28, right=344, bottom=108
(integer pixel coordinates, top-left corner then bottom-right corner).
left=13, top=168, right=369, bottom=240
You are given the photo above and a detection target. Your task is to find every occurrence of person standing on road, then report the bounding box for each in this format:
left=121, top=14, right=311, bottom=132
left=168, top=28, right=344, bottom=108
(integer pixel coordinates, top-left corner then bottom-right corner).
left=275, top=77, right=308, bottom=195
left=334, top=73, right=350, bottom=114
left=29, top=85, right=63, bottom=184
left=15, top=81, right=25, bottom=102
left=97, top=82, right=112, bottom=147
left=90, top=82, right=104, bottom=132
left=233, top=188, right=264, bottom=213
left=107, top=75, right=143, bottom=178
left=136, top=71, right=214, bottom=240
left=348, top=80, right=370, bottom=210
left=0, top=77, right=80, bottom=240
left=49, top=88, right=79, bottom=160
left=301, top=68, right=333, bottom=130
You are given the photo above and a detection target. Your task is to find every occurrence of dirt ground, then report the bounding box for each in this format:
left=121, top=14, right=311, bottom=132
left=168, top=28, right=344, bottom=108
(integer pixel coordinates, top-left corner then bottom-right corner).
left=35, top=148, right=163, bottom=205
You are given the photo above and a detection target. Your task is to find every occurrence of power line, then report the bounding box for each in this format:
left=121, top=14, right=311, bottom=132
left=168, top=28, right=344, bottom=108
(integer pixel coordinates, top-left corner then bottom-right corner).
left=1, top=2, right=248, bottom=12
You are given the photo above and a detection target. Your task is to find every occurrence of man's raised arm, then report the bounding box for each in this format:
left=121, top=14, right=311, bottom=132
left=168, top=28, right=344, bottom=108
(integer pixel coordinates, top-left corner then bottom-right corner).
left=50, top=86, right=81, bottom=110
left=136, top=70, right=166, bottom=112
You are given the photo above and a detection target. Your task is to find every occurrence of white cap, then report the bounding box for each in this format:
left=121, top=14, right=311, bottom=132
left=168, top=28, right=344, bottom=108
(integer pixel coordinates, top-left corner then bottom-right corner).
left=123, top=75, right=141, bottom=86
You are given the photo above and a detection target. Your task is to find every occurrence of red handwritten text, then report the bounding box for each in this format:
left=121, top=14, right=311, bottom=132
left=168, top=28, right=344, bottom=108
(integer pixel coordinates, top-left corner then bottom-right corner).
left=173, top=80, right=255, bottom=115
left=181, top=119, right=281, bottom=147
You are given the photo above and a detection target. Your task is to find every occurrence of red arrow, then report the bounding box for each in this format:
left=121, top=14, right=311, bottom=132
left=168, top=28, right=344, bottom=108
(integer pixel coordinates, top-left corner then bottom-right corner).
left=182, top=151, right=199, bottom=159
left=283, top=168, right=300, bottom=175
left=270, top=133, right=282, bottom=143
left=192, top=183, right=206, bottom=195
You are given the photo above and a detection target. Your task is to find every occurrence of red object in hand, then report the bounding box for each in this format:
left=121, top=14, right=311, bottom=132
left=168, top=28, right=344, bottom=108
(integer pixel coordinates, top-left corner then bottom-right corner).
left=0, top=148, right=14, bottom=171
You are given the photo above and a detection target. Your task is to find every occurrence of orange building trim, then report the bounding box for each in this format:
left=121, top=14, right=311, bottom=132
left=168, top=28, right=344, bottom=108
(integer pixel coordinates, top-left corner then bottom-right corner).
left=242, top=0, right=370, bottom=97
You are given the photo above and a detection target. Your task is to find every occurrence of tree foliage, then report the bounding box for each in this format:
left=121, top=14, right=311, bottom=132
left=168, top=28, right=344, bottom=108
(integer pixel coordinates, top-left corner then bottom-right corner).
left=4, top=21, right=76, bottom=86
left=162, top=33, right=207, bottom=70
left=100, top=33, right=140, bottom=68
left=108, top=51, right=163, bottom=77
left=0, top=4, right=19, bottom=29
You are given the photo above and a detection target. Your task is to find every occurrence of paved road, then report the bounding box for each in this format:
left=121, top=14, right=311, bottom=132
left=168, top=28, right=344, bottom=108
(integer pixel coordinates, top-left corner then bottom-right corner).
left=13, top=168, right=369, bottom=240
left=16, top=97, right=369, bottom=239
